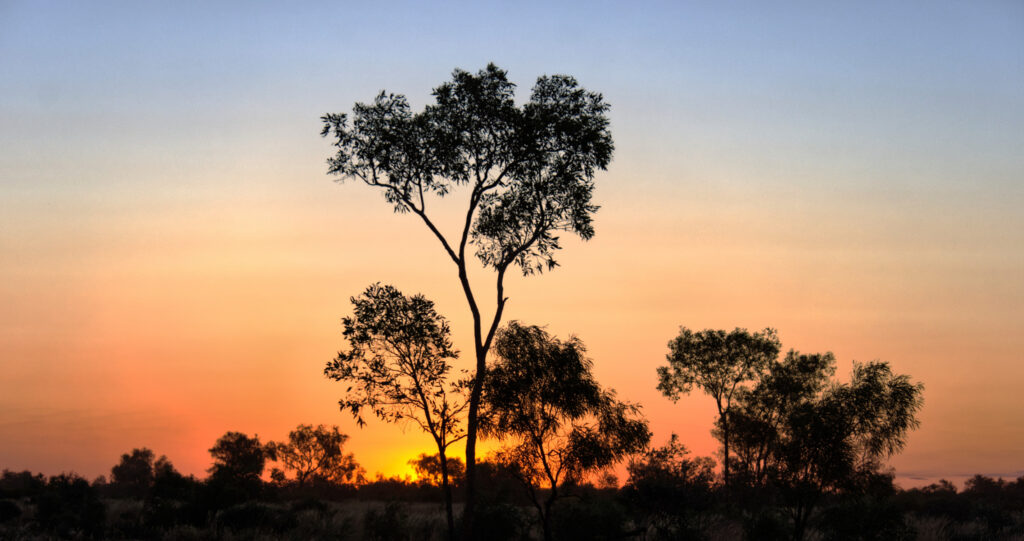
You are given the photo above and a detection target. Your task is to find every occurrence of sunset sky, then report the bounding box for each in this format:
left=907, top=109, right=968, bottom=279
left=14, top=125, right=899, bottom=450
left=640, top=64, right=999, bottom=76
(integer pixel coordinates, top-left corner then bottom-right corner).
left=2, top=1, right=1022, bottom=487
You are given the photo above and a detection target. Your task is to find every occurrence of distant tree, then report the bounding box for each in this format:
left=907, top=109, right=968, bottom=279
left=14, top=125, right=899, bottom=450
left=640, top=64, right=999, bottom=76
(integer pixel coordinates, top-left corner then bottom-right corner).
left=150, top=455, right=193, bottom=501
left=325, top=283, right=468, bottom=539
left=657, top=327, right=781, bottom=485
left=726, top=350, right=836, bottom=486
left=0, top=469, right=46, bottom=499
left=207, top=432, right=274, bottom=487
left=728, top=353, right=924, bottom=540
left=270, top=424, right=363, bottom=487
left=482, top=322, right=650, bottom=541
left=622, top=434, right=716, bottom=539
left=110, top=447, right=156, bottom=498
left=322, top=63, right=613, bottom=537
left=409, top=453, right=465, bottom=487
left=36, top=473, right=105, bottom=538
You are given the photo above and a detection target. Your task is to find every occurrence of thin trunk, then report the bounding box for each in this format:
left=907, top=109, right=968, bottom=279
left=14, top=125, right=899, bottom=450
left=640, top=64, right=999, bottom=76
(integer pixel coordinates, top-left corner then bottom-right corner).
left=439, top=449, right=455, bottom=541
left=541, top=486, right=557, bottom=541
left=457, top=261, right=483, bottom=541
left=718, top=400, right=730, bottom=486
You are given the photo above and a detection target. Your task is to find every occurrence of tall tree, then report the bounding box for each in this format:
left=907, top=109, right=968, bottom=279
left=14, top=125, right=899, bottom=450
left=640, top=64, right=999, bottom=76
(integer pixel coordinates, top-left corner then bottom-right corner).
left=270, top=424, right=363, bottom=488
left=324, top=283, right=468, bottom=540
left=321, top=63, right=613, bottom=536
left=482, top=322, right=650, bottom=541
left=656, top=327, right=781, bottom=485
left=321, top=65, right=606, bottom=532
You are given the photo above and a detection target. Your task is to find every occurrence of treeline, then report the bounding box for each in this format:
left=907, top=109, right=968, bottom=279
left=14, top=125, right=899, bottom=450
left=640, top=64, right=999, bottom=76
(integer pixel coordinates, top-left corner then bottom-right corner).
left=3, top=450, right=1024, bottom=540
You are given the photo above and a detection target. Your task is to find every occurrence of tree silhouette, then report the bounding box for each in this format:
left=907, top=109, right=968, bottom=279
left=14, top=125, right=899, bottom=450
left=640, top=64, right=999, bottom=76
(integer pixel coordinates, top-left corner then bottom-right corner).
left=208, top=431, right=274, bottom=502
left=321, top=63, right=613, bottom=537
left=622, top=434, right=716, bottom=539
left=110, top=447, right=156, bottom=498
left=482, top=321, right=650, bottom=541
left=270, top=424, right=363, bottom=488
left=656, top=327, right=781, bottom=486
left=325, top=283, right=468, bottom=539
left=726, top=350, right=836, bottom=486
left=727, top=351, right=924, bottom=539
left=409, top=453, right=465, bottom=487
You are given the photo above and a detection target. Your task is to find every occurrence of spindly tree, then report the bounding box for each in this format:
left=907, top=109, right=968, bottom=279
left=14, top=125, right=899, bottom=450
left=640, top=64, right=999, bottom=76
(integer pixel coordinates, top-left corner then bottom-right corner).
left=656, top=327, right=781, bottom=485
left=482, top=322, right=650, bottom=541
left=321, top=64, right=613, bottom=536
left=270, top=424, right=362, bottom=487
left=325, top=283, right=468, bottom=539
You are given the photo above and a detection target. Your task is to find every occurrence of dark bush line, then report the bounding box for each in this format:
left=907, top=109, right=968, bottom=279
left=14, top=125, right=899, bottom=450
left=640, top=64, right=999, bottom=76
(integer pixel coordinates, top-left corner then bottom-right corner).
left=3, top=467, right=1024, bottom=540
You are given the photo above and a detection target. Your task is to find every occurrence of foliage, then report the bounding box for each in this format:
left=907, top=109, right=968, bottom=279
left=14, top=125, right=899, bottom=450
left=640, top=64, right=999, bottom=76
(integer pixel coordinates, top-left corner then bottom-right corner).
left=35, top=473, right=106, bottom=538
left=322, top=63, right=614, bottom=535
left=320, top=63, right=612, bottom=276
left=729, top=351, right=924, bottom=539
left=409, top=453, right=465, bottom=487
left=622, top=434, right=716, bottom=539
left=483, top=321, right=650, bottom=540
left=325, top=283, right=467, bottom=538
left=271, top=424, right=364, bottom=487
left=0, top=469, right=45, bottom=499
left=657, top=327, right=781, bottom=484
left=326, top=284, right=467, bottom=437
left=207, top=431, right=275, bottom=506
left=110, top=447, right=157, bottom=498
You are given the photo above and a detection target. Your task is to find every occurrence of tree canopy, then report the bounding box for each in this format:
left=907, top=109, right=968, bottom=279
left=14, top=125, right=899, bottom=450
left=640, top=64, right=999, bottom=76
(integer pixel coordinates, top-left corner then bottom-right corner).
left=324, top=283, right=468, bottom=539
left=270, top=424, right=362, bottom=487
left=657, top=327, right=781, bottom=485
left=483, top=321, right=650, bottom=541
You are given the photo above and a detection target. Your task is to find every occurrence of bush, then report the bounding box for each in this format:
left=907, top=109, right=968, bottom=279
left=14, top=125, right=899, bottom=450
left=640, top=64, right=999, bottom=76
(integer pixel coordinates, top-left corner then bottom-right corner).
left=0, top=499, right=21, bottom=523
left=215, top=501, right=297, bottom=534
left=550, top=497, right=630, bottom=541
left=363, top=501, right=415, bottom=541
left=35, top=473, right=106, bottom=538
left=474, top=502, right=529, bottom=541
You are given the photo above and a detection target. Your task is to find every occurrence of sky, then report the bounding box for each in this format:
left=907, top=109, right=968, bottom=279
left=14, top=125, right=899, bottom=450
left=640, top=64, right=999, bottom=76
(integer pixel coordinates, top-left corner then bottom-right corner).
left=1, top=1, right=1022, bottom=487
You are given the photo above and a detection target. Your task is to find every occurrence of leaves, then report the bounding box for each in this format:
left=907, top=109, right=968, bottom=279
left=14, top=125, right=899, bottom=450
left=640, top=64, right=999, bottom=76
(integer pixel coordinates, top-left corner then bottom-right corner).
left=482, top=322, right=650, bottom=491
left=321, top=64, right=612, bottom=275
left=324, top=284, right=468, bottom=450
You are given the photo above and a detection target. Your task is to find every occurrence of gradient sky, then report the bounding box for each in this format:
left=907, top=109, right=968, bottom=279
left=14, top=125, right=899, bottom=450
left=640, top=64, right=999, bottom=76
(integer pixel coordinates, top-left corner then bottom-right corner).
left=2, top=1, right=1022, bottom=487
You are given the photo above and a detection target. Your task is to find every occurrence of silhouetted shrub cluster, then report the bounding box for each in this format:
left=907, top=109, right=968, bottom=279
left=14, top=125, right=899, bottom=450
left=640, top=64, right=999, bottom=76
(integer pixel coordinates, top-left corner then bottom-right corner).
left=5, top=464, right=1024, bottom=539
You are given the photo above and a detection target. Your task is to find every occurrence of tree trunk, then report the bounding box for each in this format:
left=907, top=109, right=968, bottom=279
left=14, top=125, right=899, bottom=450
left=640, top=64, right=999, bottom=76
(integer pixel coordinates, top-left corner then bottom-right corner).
left=461, top=346, right=486, bottom=540
left=541, top=487, right=557, bottom=541
left=439, top=449, right=455, bottom=541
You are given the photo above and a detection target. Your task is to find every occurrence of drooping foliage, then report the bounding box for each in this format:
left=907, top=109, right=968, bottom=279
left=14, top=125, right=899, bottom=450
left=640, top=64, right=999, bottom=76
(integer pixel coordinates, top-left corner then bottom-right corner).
left=271, top=424, right=363, bottom=487
left=325, top=283, right=467, bottom=539
left=657, top=327, right=782, bottom=484
left=483, top=321, right=650, bottom=541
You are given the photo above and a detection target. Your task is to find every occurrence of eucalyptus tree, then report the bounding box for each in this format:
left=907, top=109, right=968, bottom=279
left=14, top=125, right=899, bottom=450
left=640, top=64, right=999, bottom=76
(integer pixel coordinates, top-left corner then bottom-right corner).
left=324, top=283, right=468, bottom=539
left=656, top=327, right=781, bottom=485
left=321, top=63, right=613, bottom=534
left=768, top=359, right=924, bottom=540
left=482, top=322, right=650, bottom=541
left=270, top=424, right=362, bottom=488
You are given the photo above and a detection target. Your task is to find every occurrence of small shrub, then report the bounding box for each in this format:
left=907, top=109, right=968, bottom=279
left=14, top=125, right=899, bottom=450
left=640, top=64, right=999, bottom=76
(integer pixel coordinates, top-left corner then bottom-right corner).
left=0, top=499, right=21, bottom=523
left=363, top=501, right=412, bottom=541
